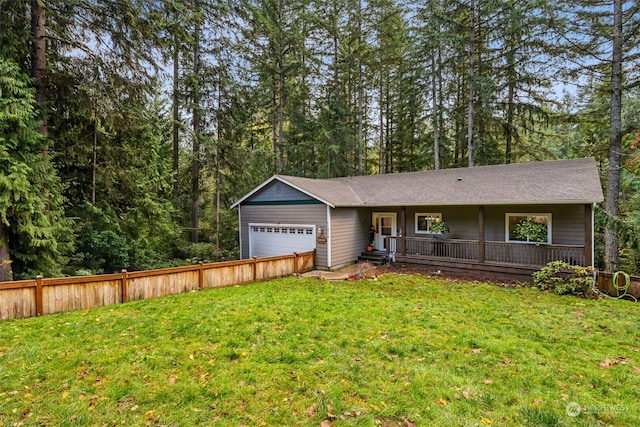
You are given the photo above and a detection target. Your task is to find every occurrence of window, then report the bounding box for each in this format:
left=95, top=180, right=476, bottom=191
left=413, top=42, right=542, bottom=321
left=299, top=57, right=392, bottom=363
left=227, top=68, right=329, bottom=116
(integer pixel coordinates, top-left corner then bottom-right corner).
left=415, top=213, right=443, bottom=234
left=506, top=213, right=551, bottom=244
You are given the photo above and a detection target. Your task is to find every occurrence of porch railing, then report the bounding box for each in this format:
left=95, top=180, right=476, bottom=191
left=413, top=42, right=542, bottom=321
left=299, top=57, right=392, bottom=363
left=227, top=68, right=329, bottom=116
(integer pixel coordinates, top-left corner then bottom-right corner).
left=386, top=236, right=585, bottom=267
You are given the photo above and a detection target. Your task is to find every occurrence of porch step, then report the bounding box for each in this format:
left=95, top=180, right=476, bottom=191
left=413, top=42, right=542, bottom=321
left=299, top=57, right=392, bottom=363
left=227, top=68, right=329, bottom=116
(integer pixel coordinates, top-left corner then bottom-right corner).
left=357, top=251, right=387, bottom=266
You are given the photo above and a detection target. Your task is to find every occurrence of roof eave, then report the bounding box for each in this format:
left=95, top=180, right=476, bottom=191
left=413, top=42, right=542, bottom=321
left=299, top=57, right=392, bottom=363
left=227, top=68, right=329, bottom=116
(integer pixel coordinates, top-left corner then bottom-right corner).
left=230, top=175, right=336, bottom=209
left=332, top=199, right=603, bottom=208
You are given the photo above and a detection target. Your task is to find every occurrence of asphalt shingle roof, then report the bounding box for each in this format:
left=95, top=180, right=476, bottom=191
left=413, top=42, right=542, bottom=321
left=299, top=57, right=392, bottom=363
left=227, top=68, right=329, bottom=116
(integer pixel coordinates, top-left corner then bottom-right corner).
left=236, top=158, right=604, bottom=208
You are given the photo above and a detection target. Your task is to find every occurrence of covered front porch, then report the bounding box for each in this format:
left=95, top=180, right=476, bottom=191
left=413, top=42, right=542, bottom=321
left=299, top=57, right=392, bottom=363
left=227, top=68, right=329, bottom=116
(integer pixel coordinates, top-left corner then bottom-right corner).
left=385, top=236, right=586, bottom=281
left=380, top=205, right=594, bottom=282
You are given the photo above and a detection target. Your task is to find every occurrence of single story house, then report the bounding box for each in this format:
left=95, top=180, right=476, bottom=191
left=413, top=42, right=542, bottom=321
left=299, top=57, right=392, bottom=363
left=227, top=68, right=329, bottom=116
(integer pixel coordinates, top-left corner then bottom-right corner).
left=231, top=158, right=604, bottom=281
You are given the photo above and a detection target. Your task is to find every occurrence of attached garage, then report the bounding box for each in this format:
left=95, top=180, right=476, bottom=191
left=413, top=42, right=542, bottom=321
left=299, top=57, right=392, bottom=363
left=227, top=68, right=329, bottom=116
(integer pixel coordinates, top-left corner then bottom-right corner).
left=249, top=223, right=316, bottom=258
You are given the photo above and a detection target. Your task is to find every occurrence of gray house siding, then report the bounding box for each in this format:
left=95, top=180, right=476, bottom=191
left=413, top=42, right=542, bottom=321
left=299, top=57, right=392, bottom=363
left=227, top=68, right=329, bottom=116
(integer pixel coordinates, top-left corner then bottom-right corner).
left=485, top=205, right=585, bottom=245
left=406, top=206, right=478, bottom=240
left=248, top=180, right=316, bottom=203
left=405, top=205, right=586, bottom=245
left=238, top=204, right=329, bottom=268
left=329, top=207, right=371, bottom=269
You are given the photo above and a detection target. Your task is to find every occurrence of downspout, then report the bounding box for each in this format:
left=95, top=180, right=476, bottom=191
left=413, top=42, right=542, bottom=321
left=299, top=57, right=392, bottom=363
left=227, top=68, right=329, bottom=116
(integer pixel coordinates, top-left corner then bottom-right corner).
left=326, top=205, right=332, bottom=268
left=478, top=205, right=485, bottom=263
left=238, top=207, right=244, bottom=259
left=592, top=202, right=597, bottom=293
left=592, top=203, right=596, bottom=267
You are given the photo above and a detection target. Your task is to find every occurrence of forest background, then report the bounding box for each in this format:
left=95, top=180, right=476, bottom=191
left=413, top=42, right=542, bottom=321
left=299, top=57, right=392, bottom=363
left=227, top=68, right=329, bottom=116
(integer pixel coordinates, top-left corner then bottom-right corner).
left=0, top=0, right=639, bottom=281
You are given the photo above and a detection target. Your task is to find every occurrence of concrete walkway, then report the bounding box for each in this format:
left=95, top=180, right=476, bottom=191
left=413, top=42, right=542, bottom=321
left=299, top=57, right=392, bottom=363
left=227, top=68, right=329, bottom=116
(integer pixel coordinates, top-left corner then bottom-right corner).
left=301, top=262, right=380, bottom=281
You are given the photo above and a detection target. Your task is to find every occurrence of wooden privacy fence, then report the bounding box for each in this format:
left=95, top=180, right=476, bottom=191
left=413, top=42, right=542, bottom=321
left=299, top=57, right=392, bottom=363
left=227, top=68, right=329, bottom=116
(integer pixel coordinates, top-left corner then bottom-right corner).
left=0, top=251, right=315, bottom=321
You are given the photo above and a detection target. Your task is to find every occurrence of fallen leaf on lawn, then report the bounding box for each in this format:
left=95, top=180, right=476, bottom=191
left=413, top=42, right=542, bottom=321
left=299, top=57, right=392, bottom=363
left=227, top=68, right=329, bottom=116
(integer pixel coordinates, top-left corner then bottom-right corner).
left=482, top=379, right=493, bottom=385
left=599, top=358, right=613, bottom=368
left=633, top=366, right=640, bottom=373
left=88, top=400, right=96, bottom=411
left=405, top=419, right=416, bottom=427
left=561, top=394, right=569, bottom=400
left=320, top=420, right=335, bottom=427
left=306, top=403, right=317, bottom=417
left=471, top=348, right=482, bottom=354
left=62, top=391, right=69, bottom=399
left=599, top=356, right=628, bottom=368
left=434, top=397, right=449, bottom=405
left=481, top=417, right=492, bottom=425
left=168, top=375, right=176, bottom=384
left=463, top=389, right=472, bottom=399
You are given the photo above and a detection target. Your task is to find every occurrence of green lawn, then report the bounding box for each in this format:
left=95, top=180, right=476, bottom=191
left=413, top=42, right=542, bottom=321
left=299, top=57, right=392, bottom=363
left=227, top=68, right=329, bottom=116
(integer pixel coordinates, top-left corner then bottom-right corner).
left=0, top=273, right=638, bottom=426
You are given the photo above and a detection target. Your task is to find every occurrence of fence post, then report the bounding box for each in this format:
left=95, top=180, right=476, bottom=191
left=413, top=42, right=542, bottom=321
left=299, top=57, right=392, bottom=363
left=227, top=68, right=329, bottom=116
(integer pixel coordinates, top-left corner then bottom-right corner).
left=253, top=257, right=258, bottom=281
left=294, top=252, right=298, bottom=274
left=199, top=262, right=204, bottom=290
left=121, top=269, right=128, bottom=303
left=35, top=275, right=43, bottom=316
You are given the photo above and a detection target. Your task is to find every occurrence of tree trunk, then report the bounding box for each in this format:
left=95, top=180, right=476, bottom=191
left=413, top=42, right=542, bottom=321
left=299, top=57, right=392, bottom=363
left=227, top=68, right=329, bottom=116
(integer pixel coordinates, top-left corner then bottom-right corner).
left=0, top=223, right=13, bottom=282
left=432, top=51, right=439, bottom=170
left=172, top=33, right=180, bottom=204
left=605, top=0, right=623, bottom=272
left=467, top=0, right=475, bottom=167
left=379, top=68, right=384, bottom=174
left=276, top=0, right=285, bottom=173
left=191, top=0, right=201, bottom=244
left=92, top=114, right=97, bottom=204
left=31, top=0, right=47, bottom=142
left=357, top=0, right=364, bottom=175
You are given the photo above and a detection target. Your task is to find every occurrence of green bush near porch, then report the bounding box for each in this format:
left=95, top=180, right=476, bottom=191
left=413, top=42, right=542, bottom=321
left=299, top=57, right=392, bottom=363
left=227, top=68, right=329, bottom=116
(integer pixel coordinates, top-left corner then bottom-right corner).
left=0, top=274, right=637, bottom=426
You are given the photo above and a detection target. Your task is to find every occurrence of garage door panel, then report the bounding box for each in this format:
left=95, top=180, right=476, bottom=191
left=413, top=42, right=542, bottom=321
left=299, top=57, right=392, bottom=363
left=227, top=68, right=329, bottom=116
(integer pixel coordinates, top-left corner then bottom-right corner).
left=250, top=225, right=316, bottom=258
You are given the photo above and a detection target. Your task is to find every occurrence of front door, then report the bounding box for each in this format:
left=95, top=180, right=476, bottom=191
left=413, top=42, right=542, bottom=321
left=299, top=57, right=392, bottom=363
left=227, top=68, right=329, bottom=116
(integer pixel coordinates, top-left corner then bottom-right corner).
left=372, top=213, right=397, bottom=251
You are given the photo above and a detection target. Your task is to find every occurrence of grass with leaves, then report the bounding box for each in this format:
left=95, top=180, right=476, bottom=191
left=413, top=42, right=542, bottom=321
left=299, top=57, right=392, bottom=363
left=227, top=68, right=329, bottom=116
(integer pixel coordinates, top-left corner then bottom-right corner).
left=0, top=273, right=638, bottom=426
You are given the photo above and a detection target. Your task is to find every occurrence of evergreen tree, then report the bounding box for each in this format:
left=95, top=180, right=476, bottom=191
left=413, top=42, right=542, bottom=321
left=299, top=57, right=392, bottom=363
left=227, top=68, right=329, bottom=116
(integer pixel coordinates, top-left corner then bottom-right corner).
left=551, top=0, right=640, bottom=271
left=0, top=57, right=71, bottom=279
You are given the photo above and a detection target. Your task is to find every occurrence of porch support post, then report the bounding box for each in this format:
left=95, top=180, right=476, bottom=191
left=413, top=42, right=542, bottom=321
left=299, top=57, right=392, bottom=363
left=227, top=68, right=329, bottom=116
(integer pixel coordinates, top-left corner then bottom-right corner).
left=478, top=205, right=485, bottom=263
left=400, top=207, right=406, bottom=255
left=585, top=204, right=593, bottom=266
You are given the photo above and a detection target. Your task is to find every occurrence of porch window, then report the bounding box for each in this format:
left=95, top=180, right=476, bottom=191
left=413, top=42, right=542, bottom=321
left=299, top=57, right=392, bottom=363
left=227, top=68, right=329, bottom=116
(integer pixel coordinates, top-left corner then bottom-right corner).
left=506, top=213, right=552, bottom=244
left=415, top=213, right=443, bottom=234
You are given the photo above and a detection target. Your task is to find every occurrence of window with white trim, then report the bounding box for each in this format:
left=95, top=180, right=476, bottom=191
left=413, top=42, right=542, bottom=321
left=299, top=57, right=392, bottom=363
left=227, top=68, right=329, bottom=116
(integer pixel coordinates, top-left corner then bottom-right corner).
left=506, top=213, right=551, bottom=244
left=415, top=213, right=443, bottom=234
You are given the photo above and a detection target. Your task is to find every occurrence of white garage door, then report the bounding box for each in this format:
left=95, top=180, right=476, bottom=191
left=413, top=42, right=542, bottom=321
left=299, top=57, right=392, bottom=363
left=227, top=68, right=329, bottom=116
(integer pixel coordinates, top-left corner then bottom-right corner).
left=249, top=224, right=316, bottom=258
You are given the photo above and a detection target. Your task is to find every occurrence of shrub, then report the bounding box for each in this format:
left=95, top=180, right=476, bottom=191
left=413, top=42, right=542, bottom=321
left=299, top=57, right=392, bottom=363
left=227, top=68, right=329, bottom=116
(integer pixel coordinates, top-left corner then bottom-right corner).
left=532, top=261, right=596, bottom=297
left=71, top=226, right=131, bottom=274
